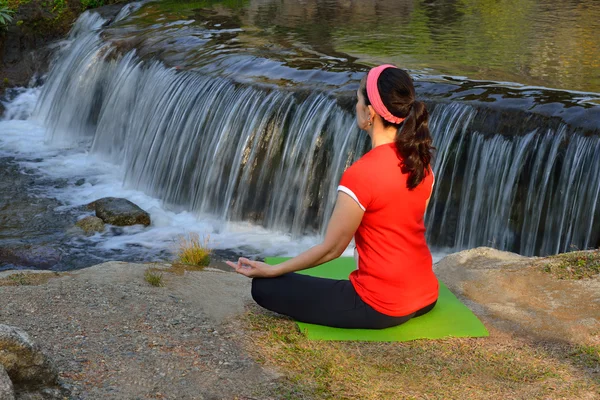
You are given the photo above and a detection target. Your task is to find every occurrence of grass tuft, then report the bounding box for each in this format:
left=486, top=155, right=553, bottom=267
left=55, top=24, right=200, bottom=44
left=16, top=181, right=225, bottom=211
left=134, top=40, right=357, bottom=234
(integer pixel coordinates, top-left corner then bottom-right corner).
left=570, top=345, right=600, bottom=371
left=0, top=272, right=61, bottom=286
left=144, top=268, right=164, bottom=287
left=175, top=233, right=211, bottom=268
left=541, top=249, right=600, bottom=280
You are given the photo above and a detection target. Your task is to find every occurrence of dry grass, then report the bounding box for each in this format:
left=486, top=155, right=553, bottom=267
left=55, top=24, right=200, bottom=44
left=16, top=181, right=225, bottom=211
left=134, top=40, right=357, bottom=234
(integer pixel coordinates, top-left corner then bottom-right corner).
left=0, top=271, right=62, bottom=286
left=175, top=233, right=211, bottom=268
left=144, top=269, right=164, bottom=287
left=241, top=307, right=600, bottom=400
left=541, top=249, right=600, bottom=280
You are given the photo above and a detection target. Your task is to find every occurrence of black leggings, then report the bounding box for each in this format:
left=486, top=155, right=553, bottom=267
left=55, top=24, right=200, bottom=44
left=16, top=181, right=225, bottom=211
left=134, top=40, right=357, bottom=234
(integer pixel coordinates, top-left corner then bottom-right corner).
left=251, top=273, right=437, bottom=329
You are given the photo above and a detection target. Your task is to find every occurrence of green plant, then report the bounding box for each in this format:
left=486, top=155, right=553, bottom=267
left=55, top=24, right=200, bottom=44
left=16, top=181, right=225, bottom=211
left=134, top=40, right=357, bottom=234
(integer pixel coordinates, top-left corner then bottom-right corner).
left=176, top=233, right=212, bottom=267
left=0, top=5, right=14, bottom=28
left=52, top=0, right=66, bottom=13
left=144, top=269, right=164, bottom=287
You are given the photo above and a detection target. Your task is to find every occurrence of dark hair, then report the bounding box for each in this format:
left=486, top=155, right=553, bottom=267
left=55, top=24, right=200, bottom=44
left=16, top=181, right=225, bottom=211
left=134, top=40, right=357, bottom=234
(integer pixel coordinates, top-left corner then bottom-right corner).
left=361, top=68, right=434, bottom=190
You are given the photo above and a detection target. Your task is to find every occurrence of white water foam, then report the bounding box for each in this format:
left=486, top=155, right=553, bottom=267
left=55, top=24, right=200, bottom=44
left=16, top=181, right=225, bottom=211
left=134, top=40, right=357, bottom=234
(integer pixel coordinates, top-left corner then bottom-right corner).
left=0, top=88, right=330, bottom=262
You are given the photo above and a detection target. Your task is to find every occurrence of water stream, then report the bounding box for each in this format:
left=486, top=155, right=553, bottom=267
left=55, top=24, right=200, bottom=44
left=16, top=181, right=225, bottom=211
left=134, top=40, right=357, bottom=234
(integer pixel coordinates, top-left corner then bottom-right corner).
left=1, top=0, right=599, bottom=270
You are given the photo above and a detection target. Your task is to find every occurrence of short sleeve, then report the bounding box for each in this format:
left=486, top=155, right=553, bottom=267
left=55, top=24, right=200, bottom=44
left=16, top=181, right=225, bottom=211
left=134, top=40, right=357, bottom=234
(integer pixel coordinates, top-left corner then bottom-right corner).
left=338, top=162, right=372, bottom=211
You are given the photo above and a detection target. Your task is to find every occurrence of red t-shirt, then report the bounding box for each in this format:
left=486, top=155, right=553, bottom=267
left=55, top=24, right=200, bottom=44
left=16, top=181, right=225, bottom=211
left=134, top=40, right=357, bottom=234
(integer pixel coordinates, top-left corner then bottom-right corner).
left=338, top=142, right=438, bottom=316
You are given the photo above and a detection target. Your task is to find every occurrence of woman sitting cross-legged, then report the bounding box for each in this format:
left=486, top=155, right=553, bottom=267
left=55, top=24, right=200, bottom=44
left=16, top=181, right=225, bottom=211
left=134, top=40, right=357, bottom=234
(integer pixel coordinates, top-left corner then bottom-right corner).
left=226, top=64, right=438, bottom=329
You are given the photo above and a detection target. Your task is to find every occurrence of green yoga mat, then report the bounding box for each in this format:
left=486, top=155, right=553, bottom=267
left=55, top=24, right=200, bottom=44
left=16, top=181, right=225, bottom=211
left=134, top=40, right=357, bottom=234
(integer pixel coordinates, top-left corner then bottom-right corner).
left=265, top=257, right=488, bottom=342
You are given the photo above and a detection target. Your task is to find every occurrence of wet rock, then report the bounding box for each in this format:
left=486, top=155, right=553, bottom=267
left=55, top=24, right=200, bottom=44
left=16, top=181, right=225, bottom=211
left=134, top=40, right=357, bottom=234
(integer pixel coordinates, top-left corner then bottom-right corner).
left=91, top=197, right=151, bottom=227
left=0, top=325, right=58, bottom=386
left=0, top=365, right=15, bottom=400
left=53, top=179, right=68, bottom=189
left=74, top=178, right=85, bottom=186
left=0, top=245, right=61, bottom=269
left=75, top=216, right=105, bottom=235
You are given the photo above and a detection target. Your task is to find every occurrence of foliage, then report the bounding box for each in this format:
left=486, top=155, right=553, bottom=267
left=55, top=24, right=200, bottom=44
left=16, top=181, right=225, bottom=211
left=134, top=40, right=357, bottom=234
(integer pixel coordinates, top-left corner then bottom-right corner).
left=0, top=3, right=14, bottom=29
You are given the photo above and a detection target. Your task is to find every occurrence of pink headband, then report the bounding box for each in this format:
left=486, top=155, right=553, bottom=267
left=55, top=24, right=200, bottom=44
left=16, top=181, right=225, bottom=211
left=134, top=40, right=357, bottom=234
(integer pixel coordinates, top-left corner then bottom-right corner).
left=366, top=64, right=405, bottom=125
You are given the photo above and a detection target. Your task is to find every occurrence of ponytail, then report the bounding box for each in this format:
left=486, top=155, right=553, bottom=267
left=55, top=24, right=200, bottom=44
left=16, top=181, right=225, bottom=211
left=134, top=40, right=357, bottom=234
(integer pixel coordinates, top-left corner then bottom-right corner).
left=395, top=101, right=433, bottom=190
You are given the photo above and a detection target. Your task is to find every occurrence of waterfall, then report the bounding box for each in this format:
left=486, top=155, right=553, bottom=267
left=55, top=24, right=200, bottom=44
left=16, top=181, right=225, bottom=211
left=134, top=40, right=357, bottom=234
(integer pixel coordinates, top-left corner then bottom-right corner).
left=427, top=105, right=600, bottom=255
left=30, top=11, right=599, bottom=256
left=33, top=19, right=365, bottom=237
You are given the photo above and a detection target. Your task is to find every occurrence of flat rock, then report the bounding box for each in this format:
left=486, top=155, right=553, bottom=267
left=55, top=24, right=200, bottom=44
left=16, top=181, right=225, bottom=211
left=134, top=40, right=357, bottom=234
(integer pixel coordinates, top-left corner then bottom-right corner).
left=0, top=325, right=58, bottom=386
left=73, top=262, right=252, bottom=324
left=435, top=247, right=600, bottom=345
left=0, top=364, right=15, bottom=400
left=0, top=245, right=61, bottom=269
left=91, top=197, right=151, bottom=227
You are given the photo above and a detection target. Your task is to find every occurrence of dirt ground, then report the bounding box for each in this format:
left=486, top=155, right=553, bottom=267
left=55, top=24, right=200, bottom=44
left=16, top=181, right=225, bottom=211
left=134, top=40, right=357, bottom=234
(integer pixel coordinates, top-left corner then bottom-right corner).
left=0, top=262, right=286, bottom=399
left=0, top=248, right=598, bottom=399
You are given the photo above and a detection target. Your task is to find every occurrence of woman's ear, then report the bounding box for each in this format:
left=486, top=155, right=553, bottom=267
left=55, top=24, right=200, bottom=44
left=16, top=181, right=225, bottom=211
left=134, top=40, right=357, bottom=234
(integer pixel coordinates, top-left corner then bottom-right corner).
left=367, top=105, right=376, bottom=123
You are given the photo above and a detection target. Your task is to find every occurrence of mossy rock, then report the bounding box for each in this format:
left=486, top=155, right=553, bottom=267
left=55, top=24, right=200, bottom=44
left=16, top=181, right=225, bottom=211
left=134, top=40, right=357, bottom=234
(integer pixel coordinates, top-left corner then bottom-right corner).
left=75, top=215, right=105, bottom=235
left=91, top=197, right=151, bottom=227
left=0, top=324, right=58, bottom=386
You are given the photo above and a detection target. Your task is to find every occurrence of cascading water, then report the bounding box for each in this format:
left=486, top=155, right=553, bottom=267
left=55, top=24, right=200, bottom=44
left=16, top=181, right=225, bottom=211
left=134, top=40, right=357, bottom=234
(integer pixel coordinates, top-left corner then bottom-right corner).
left=5, top=3, right=600, bottom=264
left=34, top=18, right=366, bottom=238
left=427, top=113, right=600, bottom=255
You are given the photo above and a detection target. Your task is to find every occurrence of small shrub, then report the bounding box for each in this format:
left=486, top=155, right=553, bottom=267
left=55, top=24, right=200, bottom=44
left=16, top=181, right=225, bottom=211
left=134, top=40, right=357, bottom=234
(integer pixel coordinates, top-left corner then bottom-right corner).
left=176, top=233, right=212, bottom=268
left=144, top=269, right=164, bottom=287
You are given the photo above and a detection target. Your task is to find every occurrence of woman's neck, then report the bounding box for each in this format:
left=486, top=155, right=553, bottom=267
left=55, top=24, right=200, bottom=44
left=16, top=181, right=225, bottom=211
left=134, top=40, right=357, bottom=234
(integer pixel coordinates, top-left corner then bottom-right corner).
left=370, top=126, right=397, bottom=148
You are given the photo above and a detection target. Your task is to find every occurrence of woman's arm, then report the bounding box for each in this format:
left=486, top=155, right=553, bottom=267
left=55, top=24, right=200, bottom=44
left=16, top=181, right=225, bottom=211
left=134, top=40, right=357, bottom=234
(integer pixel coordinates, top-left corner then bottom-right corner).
left=226, top=192, right=364, bottom=278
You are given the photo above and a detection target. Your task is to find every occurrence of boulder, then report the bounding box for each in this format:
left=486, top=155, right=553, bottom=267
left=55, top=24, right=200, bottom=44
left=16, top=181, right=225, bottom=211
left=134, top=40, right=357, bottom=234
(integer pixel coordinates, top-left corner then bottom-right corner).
left=75, top=216, right=105, bottom=235
left=0, top=246, right=61, bottom=269
left=0, top=365, right=15, bottom=400
left=90, top=197, right=151, bottom=227
left=0, top=325, right=58, bottom=386
left=434, top=247, right=600, bottom=345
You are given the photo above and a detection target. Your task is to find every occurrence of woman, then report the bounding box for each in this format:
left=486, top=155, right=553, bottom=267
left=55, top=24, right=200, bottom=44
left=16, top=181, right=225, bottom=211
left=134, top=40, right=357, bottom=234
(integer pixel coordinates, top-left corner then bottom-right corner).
left=226, top=64, right=438, bottom=329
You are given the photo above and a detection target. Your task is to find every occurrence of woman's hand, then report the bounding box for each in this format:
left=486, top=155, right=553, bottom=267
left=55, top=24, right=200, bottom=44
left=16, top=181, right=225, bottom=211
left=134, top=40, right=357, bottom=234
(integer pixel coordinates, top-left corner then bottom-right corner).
left=225, top=192, right=363, bottom=279
left=225, top=257, right=280, bottom=278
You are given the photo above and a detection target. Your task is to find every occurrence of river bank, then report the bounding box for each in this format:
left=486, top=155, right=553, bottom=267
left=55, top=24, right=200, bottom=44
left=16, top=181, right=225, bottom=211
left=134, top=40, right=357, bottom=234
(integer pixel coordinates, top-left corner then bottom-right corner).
left=0, top=248, right=598, bottom=399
